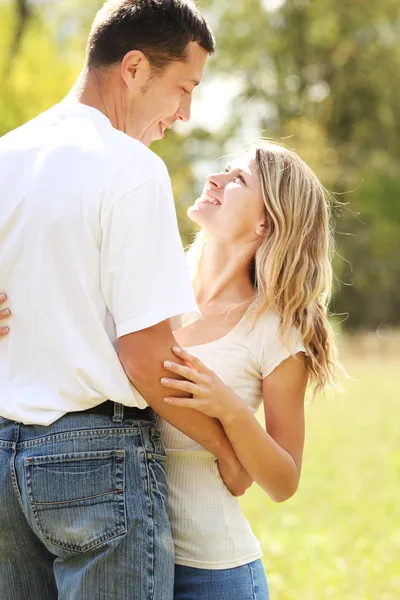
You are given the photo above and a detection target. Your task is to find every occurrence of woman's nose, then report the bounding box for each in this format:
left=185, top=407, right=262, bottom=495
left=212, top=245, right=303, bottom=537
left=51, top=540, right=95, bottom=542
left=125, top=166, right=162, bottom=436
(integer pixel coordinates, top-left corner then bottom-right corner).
left=207, top=172, right=225, bottom=189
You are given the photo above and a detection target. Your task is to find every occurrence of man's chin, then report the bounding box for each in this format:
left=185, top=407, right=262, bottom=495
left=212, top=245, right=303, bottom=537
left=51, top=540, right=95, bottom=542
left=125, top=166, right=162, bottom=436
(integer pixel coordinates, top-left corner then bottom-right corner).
left=142, top=132, right=163, bottom=148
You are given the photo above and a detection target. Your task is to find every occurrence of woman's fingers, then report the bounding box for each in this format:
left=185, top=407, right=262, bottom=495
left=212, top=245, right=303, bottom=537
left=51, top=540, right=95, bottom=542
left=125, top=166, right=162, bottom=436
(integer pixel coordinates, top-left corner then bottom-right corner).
left=0, top=293, right=11, bottom=319
left=172, top=347, right=210, bottom=373
left=0, top=294, right=11, bottom=335
left=164, top=397, right=198, bottom=409
left=163, top=361, right=205, bottom=384
left=0, top=308, right=11, bottom=320
left=160, top=377, right=202, bottom=396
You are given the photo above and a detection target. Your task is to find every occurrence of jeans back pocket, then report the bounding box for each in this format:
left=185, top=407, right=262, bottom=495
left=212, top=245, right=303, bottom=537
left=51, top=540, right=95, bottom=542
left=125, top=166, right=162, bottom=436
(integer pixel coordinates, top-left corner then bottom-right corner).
left=24, top=450, right=127, bottom=554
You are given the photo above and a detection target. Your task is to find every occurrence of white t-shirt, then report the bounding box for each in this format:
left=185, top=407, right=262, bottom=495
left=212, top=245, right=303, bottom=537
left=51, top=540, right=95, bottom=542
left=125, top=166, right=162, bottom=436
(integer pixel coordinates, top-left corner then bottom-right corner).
left=0, top=99, right=199, bottom=425
left=157, top=308, right=306, bottom=569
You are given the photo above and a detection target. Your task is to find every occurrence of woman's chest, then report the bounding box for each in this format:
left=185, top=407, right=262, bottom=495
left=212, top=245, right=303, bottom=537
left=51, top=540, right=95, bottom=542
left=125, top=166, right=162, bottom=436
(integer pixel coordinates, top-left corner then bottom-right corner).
left=189, top=340, right=263, bottom=411
left=174, top=309, right=250, bottom=348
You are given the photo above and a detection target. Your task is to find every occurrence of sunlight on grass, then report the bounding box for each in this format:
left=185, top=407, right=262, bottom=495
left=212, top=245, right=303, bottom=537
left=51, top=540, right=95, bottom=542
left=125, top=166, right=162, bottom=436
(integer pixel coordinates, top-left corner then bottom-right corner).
left=241, top=353, right=400, bottom=599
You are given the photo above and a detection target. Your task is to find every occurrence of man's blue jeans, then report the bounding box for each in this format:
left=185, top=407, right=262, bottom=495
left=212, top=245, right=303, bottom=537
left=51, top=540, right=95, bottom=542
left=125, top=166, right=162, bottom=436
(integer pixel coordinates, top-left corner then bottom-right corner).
left=0, top=404, right=174, bottom=600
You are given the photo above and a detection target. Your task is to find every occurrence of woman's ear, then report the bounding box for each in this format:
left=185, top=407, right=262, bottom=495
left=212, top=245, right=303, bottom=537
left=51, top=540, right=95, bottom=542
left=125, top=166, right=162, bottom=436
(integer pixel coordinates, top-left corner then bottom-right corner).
left=255, top=221, right=268, bottom=237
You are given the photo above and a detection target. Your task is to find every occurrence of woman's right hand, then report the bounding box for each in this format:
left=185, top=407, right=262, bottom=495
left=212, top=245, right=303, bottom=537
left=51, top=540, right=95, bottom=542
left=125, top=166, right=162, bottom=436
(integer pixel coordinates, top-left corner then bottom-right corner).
left=0, top=293, right=11, bottom=336
left=217, top=456, right=253, bottom=497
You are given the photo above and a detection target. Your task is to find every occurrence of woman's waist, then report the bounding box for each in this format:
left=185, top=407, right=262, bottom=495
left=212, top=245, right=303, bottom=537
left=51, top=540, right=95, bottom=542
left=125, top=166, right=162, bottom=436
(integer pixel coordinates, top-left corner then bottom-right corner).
left=157, top=416, right=208, bottom=452
left=165, top=451, right=241, bottom=507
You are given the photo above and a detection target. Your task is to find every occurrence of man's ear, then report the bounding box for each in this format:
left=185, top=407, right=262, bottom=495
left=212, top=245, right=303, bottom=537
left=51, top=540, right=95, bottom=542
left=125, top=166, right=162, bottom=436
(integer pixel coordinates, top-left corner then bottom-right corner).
left=120, top=50, right=147, bottom=89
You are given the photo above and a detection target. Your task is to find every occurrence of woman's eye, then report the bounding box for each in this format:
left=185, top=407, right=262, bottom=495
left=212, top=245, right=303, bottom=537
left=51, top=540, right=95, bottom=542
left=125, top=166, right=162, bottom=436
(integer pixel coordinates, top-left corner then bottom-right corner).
left=234, top=174, right=245, bottom=184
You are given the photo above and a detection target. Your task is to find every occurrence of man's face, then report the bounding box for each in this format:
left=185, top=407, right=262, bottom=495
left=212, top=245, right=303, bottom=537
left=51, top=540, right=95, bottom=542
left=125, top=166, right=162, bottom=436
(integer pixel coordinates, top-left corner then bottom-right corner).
left=125, top=42, right=209, bottom=146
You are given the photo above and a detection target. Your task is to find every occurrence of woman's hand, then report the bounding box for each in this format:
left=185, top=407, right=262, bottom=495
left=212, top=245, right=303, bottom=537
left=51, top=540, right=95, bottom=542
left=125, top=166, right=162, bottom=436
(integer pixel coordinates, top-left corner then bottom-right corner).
left=161, top=347, right=247, bottom=421
left=0, top=293, right=11, bottom=336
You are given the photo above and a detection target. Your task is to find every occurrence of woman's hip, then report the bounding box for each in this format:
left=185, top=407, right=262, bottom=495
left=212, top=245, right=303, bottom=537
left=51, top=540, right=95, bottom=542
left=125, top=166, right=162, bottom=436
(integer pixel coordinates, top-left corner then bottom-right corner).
left=174, top=559, right=269, bottom=600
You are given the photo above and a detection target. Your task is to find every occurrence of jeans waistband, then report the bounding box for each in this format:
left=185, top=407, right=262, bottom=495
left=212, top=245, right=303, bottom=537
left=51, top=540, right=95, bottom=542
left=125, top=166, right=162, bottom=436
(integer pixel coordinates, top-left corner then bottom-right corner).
left=83, top=401, right=155, bottom=424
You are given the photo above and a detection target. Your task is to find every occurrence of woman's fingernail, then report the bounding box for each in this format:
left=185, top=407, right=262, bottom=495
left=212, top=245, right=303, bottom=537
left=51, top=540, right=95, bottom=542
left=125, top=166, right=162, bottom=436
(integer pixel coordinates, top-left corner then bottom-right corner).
left=173, top=347, right=182, bottom=354
left=0, top=327, right=10, bottom=335
left=0, top=294, right=6, bottom=302
left=164, top=361, right=172, bottom=368
left=2, top=309, right=10, bottom=317
left=161, top=378, right=169, bottom=384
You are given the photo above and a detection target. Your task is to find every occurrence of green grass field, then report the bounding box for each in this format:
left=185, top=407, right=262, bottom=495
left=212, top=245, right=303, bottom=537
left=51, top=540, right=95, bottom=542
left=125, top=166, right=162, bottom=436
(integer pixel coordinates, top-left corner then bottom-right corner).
left=241, top=351, right=400, bottom=600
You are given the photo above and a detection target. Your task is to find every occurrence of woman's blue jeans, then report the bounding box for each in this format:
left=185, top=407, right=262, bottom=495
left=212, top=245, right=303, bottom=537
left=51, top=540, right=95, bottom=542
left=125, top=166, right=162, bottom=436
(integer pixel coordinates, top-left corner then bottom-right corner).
left=0, top=405, right=175, bottom=600
left=174, top=560, right=270, bottom=600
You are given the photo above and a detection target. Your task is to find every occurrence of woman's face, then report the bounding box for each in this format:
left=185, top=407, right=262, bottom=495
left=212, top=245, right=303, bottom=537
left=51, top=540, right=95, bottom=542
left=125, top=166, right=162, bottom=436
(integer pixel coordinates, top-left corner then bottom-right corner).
left=188, top=152, right=266, bottom=244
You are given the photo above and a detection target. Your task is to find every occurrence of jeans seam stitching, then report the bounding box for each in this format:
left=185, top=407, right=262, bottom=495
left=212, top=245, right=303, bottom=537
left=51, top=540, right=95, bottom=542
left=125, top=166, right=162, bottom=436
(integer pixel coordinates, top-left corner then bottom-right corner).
left=10, top=424, right=25, bottom=511
left=248, top=561, right=257, bottom=600
left=17, top=428, right=142, bottom=449
left=139, top=427, right=156, bottom=600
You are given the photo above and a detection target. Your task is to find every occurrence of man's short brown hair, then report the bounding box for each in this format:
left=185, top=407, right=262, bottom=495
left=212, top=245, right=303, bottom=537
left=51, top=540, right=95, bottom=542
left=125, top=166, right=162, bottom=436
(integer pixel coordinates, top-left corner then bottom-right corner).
left=87, top=0, right=215, bottom=71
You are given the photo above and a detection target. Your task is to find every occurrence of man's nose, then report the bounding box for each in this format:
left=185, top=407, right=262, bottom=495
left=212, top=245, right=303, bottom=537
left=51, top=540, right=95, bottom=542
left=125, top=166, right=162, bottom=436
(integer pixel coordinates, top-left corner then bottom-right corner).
left=175, top=94, right=192, bottom=123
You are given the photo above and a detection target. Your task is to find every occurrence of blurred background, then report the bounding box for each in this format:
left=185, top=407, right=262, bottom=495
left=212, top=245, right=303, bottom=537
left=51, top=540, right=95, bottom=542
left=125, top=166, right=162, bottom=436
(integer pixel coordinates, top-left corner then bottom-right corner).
left=1, top=1, right=399, bottom=598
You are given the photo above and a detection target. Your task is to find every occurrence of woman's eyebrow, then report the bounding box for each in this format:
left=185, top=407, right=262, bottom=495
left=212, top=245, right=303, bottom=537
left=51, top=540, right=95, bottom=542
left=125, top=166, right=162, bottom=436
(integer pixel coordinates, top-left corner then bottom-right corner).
left=238, top=168, right=251, bottom=188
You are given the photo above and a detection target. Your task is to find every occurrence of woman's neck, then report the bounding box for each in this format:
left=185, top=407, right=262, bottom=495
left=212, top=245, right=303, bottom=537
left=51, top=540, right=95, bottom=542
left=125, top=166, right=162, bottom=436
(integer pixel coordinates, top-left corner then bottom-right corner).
left=193, top=239, right=256, bottom=308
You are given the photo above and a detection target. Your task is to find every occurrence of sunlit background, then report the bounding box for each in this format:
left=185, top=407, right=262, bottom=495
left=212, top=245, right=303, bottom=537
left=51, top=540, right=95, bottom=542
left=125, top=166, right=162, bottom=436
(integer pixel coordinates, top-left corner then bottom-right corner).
left=1, top=1, right=399, bottom=598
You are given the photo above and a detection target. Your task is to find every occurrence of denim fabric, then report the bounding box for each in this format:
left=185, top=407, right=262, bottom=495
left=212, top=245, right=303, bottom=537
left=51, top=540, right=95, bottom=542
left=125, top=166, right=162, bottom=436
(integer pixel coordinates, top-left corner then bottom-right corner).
left=0, top=409, right=174, bottom=600
left=174, top=560, right=269, bottom=600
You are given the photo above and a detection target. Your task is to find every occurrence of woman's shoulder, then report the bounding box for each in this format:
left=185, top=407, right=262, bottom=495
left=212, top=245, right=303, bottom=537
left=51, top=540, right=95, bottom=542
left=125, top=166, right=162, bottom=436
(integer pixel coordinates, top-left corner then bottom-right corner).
left=242, top=304, right=306, bottom=379
left=241, top=304, right=281, bottom=336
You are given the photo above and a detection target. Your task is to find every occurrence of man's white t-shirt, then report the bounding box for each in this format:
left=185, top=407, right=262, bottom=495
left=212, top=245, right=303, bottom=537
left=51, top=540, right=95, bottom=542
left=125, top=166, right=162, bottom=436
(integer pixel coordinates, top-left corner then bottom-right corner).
left=0, top=99, right=200, bottom=425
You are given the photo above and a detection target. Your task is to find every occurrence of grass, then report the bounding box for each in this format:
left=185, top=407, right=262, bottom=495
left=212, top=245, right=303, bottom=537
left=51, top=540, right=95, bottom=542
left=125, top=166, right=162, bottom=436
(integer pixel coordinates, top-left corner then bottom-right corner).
left=240, top=347, right=400, bottom=600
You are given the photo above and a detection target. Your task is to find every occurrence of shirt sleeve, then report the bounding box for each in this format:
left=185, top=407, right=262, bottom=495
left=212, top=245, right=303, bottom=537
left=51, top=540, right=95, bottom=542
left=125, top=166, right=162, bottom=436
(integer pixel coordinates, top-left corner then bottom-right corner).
left=257, top=314, right=306, bottom=379
left=100, top=177, right=200, bottom=338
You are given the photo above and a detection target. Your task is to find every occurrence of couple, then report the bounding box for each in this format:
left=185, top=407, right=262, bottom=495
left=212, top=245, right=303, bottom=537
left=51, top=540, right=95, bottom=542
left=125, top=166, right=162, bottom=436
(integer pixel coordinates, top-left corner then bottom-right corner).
left=0, top=1, right=339, bottom=599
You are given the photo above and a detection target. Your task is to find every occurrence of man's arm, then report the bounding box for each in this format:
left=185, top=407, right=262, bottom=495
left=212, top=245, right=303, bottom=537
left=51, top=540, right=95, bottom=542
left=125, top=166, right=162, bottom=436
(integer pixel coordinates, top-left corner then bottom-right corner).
left=118, top=319, right=252, bottom=496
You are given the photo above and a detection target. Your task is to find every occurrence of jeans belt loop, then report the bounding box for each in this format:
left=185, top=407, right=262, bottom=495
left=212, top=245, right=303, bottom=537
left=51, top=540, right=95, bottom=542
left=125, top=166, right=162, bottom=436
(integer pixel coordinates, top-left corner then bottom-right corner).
left=112, top=402, right=124, bottom=423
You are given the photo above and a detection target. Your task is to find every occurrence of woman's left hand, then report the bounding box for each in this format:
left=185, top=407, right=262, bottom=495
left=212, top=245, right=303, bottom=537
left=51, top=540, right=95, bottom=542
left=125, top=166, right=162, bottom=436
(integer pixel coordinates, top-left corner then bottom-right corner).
left=0, top=293, right=11, bottom=336
left=161, top=347, right=246, bottom=421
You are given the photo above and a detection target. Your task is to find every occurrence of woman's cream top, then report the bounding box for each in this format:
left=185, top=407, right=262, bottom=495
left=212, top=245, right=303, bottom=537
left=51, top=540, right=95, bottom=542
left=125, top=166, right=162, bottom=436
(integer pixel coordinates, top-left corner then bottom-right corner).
left=157, top=308, right=306, bottom=570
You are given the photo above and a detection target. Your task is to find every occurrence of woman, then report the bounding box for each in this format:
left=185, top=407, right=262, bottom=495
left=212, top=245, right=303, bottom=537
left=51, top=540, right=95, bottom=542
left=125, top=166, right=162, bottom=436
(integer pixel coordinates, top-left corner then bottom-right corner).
left=0, top=141, right=339, bottom=600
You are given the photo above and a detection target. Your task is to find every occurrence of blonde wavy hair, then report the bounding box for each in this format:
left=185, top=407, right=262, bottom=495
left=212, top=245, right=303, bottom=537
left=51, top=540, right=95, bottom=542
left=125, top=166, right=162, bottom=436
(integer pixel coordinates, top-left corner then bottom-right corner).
left=187, top=141, right=340, bottom=393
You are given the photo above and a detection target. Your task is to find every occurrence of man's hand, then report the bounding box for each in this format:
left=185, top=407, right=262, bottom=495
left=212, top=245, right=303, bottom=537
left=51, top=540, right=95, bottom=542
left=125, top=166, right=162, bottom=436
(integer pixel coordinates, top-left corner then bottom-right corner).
left=217, top=456, right=253, bottom=497
left=0, top=293, right=11, bottom=336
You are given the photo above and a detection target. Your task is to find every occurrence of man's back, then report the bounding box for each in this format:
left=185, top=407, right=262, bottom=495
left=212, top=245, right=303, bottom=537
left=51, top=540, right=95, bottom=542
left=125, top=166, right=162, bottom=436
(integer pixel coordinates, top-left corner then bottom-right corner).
left=0, top=100, right=188, bottom=424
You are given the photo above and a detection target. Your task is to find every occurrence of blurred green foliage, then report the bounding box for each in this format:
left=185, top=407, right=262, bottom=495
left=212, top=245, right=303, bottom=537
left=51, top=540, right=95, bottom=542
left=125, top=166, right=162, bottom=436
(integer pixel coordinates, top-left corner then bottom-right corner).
left=1, top=0, right=399, bottom=330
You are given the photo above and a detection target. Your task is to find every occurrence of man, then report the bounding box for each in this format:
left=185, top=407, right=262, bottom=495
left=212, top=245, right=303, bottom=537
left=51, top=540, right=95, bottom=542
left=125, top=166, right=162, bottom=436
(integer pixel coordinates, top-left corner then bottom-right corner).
left=0, top=2, right=249, bottom=599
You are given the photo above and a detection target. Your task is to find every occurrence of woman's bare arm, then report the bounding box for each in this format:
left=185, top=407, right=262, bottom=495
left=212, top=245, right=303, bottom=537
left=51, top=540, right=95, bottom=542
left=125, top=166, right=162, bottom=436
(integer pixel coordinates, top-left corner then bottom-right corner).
left=220, top=353, right=308, bottom=502
left=162, top=348, right=308, bottom=503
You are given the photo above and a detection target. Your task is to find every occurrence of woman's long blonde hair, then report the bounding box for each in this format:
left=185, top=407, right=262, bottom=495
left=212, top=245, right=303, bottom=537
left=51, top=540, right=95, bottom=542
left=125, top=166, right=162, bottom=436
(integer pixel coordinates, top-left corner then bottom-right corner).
left=187, top=141, right=340, bottom=393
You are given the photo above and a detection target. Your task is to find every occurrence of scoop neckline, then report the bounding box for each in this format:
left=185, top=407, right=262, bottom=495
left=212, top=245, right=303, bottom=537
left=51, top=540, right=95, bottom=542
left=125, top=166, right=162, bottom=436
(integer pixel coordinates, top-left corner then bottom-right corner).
left=182, top=301, right=256, bottom=350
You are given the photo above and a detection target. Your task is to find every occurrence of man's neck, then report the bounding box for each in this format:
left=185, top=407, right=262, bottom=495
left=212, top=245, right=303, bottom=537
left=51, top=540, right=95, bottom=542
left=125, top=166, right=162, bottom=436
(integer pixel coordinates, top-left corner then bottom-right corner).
left=69, top=66, right=127, bottom=133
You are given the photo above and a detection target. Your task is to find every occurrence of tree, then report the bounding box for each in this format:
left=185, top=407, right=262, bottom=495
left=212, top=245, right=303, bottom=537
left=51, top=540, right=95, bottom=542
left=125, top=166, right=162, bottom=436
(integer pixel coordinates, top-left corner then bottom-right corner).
left=195, top=0, right=400, bottom=330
